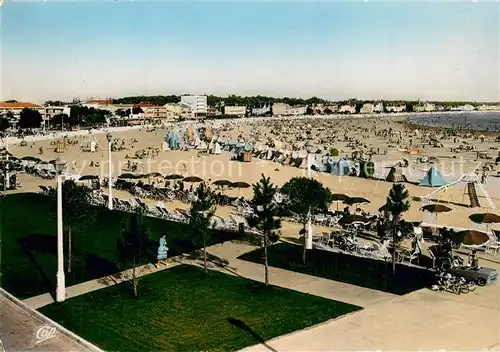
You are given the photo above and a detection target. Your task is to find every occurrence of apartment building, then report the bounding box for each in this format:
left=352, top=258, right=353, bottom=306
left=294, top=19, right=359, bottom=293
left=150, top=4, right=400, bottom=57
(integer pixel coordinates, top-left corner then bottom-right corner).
left=45, top=106, right=67, bottom=121
left=272, top=103, right=289, bottom=116
left=415, top=103, right=436, bottom=112
left=180, top=95, right=208, bottom=118
left=224, top=106, right=247, bottom=117
left=360, top=103, right=374, bottom=114
left=140, top=105, right=171, bottom=123
left=339, top=104, right=356, bottom=114
left=286, top=106, right=307, bottom=115
left=386, top=105, right=406, bottom=113
left=374, top=102, right=384, bottom=113
left=164, top=103, right=192, bottom=120
left=0, top=102, right=44, bottom=118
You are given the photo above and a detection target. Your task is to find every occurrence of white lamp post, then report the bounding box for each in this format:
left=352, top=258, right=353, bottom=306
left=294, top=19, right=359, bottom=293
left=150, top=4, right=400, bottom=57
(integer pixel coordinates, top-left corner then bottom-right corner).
left=4, top=137, right=9, bottom=190
left=106, top=132, right=113, bottom=210
left=55, top=157, right=66, bottom=302
left=305, top=141, right=314, bottom=249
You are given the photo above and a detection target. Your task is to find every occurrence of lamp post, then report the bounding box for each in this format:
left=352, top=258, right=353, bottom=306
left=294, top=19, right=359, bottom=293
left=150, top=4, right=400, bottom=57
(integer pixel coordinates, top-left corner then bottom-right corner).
left=305, top=141, right=314, bottom=250
left=55, top=157, right=66, bottom=302
left=106, top=132, right=113, bottom=210
left=5, top=137, right=9, bottom=190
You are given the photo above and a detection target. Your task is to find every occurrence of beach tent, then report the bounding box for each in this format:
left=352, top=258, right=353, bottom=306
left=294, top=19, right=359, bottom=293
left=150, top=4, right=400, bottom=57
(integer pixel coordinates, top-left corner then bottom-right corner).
left=331, top=158, right=350, bottom=176
left=386, top=166, right=407, bottom=182
left=213, top=142, right=221, bottom=155
left=167, top=133, right=180, bottom=150
left=419, top=167, right=447, bottom=187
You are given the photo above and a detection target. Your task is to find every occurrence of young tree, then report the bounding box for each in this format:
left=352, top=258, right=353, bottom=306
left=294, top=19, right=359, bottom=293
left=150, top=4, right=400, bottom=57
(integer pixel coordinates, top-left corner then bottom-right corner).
left=117, top=213, right=154, bottom=297
left=46, top=180, right=95, bottom=273
left=19, top=108, right=43, bottom=129
left=0, top=118, right=10, bottom=131
left=247, top=175, right=282, bottom=286
left=189, top=182, right=216, bottom=275
left=281, top=177, right=332, bottom=264
left=384, top=183, right=410, bottom=274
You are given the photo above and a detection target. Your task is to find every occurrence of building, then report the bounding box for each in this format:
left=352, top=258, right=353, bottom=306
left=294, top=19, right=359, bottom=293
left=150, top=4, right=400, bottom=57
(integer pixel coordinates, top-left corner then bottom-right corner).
left=180, top=95, right=208, bottom=118
left=164, top=103, right=192, bottom=120
left=339, top=104, right=356, bottom=114
left=224, top=106, right=247, bottom=117
left=272, top=103, right=289, bottom=116
left=44, top=106, right=67, bottom=122
left=374, top=102, right=384, bottom=113
left=477, top=104, right=500, bottom=111
left=415, top=103, right=436, bottom=112
left=286, top=106, right=307, bottom=115
left=0, top=102, right=44, bottom=118
left=140, top=105, right=170, bottom=123
left=360, top=103, right=374, bottom=114
left=251, top=105, right=271, bottom=116
left=386, top=105, right=406, bottom=113
left=323, top=105, right=339, bottom=113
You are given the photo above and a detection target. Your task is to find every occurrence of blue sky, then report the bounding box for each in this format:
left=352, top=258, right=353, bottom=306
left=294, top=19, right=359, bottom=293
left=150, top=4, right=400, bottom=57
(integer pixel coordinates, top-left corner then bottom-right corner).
left=1, top=1, right=499, bottom=102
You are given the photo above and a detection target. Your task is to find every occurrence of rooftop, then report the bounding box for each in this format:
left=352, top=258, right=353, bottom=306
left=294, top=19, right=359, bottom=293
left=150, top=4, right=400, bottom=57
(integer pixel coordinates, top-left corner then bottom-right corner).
left=0, top=102, right=42, bottom=108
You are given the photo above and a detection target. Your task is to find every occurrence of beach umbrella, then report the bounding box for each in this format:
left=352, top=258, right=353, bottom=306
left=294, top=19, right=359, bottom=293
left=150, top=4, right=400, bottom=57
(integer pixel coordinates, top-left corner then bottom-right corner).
left=338, top=214, right=371, bottom=225
left=164, top=174, right=184, bottom=180
left=469, top=213, right=500, bottom=224
left=21, top=156, right=41, bottom=162
left=146, top=172, right=163, bottom=178
left=331, top=193, right=349, bottom=202
left=183, top=176, right=203, bottom=183
left=454, top=230, right=490, bottom=247
left=330, top=193, right=349, bottom=210
left=420, top=204, right=452, bottom=213
left=230, top=181, right=251, bottom=197
left=213, top=179, right=233, bottom=187
left=343, top=197, right=370, bottom=205
left=118, top=173, right=140, bottom=179
left=79, top=175, right=99, bottom=181
left=230, top=181, right=251, bottom=189
left=420, top=203, right=452, bottom=226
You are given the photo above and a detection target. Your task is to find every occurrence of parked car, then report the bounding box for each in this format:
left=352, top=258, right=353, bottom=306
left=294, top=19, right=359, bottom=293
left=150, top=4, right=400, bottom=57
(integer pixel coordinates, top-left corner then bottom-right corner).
left=450, top=266, right=498, bottom=286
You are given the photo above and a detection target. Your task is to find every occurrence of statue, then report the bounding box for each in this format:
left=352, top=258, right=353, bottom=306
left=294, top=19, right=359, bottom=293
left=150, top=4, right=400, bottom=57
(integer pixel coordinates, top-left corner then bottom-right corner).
left=156, top=234, right=169, bottom=267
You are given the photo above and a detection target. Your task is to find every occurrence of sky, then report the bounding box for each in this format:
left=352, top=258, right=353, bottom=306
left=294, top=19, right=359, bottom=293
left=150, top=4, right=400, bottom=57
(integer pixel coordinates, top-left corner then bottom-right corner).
left=1, top=0, right=499, bottom=103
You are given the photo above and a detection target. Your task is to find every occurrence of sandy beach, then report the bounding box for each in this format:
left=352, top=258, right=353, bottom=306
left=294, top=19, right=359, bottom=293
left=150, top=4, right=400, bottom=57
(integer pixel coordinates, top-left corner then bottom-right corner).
left=3, top=113, right=499, bottom=234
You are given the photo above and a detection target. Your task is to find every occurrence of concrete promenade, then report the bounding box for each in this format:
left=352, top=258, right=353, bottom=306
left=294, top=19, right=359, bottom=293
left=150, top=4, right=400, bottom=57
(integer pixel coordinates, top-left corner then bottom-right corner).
left=22, top=240, right=500, bottom=351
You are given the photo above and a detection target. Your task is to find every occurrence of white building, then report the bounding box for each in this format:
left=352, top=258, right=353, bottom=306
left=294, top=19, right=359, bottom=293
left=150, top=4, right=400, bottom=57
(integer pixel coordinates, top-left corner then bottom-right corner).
left=252, top=105, right=271, bottom=116
left=339, top=104, right=356, bottom=114
left=386, top=105, right=406, bottom=113
left=360, top=103, right=374, bottom=114
left=224, top=106, right=246, bottom=117
left=286, top=106, right=307, bottom=115
left=272, top=103, right=289, bottom=116
left=180, top=95, right=208, bottom=118
left=374, top=102, right=384, bottom=113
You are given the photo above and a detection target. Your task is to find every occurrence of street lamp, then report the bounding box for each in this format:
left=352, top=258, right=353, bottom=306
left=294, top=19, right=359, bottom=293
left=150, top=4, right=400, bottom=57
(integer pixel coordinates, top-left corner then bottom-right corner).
left=5, top=138, right=9, bottom=190
left=305, top=141, right=315, bottom=250
left=55, top=157, right=66, bottom=302
left=106, top=132, right=113, bottom=210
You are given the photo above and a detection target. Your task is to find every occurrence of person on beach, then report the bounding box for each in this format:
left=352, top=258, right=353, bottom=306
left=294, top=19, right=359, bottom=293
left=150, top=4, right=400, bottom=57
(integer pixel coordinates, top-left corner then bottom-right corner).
left=156, top=234, right=169, bottom=267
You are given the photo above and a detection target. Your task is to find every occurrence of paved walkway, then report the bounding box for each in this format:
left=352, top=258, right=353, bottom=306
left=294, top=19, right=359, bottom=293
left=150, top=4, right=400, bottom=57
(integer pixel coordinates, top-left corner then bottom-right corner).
left=24, top=240, right=393, bottom=309
left=23, top=259, right=182, bottom=309
left=204, top=241, right=396, bottom=307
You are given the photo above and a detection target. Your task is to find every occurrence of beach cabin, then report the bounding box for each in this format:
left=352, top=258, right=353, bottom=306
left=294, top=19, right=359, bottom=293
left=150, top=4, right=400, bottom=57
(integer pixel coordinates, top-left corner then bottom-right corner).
left=167, top=132, right=180, bottom=150
left=331, top=158, right=351, bottom=176
left=237, top=144, right=253, bottom=162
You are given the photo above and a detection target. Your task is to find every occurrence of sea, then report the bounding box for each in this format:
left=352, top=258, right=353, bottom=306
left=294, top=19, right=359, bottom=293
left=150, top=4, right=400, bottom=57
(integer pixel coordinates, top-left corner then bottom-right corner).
left=408, top=112, right=500, bottom=132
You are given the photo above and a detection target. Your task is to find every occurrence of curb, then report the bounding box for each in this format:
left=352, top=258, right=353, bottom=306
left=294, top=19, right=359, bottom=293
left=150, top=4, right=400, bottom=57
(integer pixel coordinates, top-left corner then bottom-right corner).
left=1, top=288, right=103, bottom=352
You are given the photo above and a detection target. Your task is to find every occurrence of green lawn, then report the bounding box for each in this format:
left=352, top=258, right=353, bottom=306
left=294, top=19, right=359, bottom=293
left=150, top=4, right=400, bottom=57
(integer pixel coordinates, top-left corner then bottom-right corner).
left=0, top=193, right=239, bottom=299
left=239, top=243, right=435, bottom=295
left=40, top=265, right=361, bottom=352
